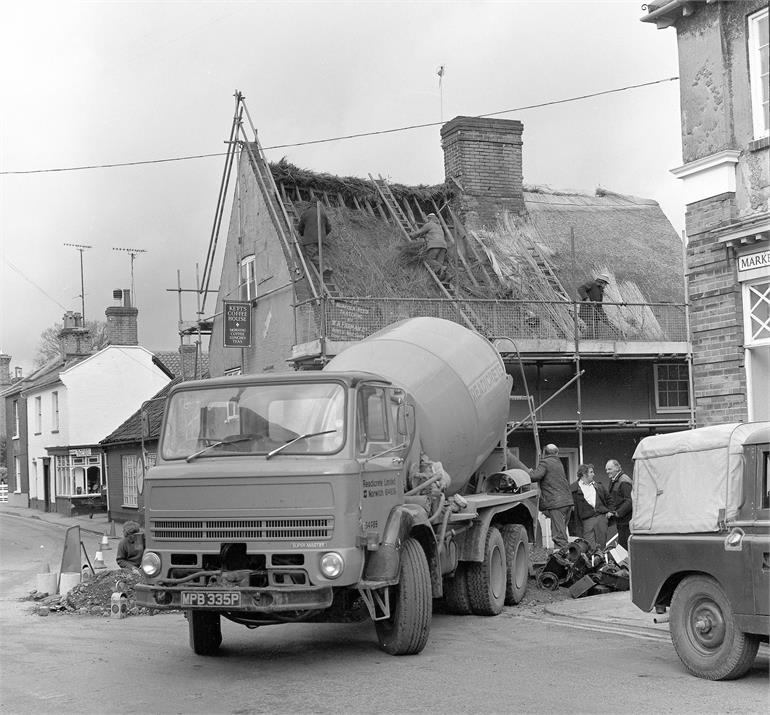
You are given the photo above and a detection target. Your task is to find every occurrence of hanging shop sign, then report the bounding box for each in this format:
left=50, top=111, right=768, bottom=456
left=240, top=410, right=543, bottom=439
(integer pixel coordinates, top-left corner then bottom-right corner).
left=223, top=301, right=252, bottom=348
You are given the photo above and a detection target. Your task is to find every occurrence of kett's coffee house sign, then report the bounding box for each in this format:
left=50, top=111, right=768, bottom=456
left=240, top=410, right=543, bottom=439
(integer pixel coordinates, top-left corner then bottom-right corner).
left=223, top=301, right=252, bottom=348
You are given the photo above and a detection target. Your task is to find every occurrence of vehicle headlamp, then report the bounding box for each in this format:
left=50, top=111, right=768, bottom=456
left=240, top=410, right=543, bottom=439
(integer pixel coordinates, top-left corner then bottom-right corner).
left=319, top=551, right=344, bottom=579
left=140, top=552, right=162, bottom=577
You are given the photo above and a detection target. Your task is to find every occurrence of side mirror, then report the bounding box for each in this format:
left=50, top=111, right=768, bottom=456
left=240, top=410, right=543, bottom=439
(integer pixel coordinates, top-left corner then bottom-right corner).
left=397, top=403, right=415, bottom=437
left=141, top=409, right=151, bottom=439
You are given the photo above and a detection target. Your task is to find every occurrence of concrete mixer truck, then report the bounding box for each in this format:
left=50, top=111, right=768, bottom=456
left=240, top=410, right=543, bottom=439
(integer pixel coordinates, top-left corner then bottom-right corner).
left=135, top=318, right=539, bottom=656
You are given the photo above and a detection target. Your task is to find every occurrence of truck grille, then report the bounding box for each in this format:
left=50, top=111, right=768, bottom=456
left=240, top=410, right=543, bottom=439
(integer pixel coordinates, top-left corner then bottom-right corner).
left=150, top=517, right=334, bottom=541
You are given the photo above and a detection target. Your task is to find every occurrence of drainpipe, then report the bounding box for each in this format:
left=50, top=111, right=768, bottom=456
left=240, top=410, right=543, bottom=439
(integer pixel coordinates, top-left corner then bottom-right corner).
left=682, top=230, right=696, bottom=429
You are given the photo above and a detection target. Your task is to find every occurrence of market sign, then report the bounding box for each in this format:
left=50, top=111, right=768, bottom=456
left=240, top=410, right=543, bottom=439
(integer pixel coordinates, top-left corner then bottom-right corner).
left=738, top=249, right=770, bottom=273
left=223, top=301, right=252, bottom=348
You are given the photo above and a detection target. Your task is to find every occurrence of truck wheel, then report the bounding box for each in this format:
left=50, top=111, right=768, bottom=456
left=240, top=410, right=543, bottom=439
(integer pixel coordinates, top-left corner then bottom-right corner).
left=501, top=524, right=529, bottom=605
left=187, top=610, right=222, bottom=656
left=443, top=564, right=472, bottom=615
left=375, top=537, right=432, bottom=655
left=467, top=526, right=506, bottom=616
left=669, top=575, right=759, bottom=680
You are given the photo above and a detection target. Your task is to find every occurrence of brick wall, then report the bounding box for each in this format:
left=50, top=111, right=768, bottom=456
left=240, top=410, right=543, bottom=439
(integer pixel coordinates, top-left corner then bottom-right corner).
left=685, top=192, right=747, bottom=425
left=441, top=116, right=524, bottom=229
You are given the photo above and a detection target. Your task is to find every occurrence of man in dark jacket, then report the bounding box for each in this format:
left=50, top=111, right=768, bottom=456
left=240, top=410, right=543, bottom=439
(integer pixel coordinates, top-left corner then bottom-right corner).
left=577, top=273, right=614, bottom=338
left=297, top=201, right=332, bottom=275
left=530, top=443, right=573, bottom=549
left=571, top=464, right=610, bottom=550
left=605, top=459, right=633, bottom=549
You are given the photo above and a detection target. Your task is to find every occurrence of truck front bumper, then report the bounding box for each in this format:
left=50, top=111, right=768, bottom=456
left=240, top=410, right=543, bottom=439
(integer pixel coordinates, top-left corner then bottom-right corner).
left=135, top=582, right=334, bottom=612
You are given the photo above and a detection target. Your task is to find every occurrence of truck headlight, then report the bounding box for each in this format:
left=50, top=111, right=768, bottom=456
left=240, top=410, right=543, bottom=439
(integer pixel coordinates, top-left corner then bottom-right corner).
left=320, top=552, right=344, bottom=579
left=141, top=552, right=162, bottom=577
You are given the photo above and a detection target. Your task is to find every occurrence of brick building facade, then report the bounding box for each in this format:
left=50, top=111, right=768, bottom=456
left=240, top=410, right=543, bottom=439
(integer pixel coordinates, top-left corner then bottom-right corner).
left=644, top=0, right=770, bottom=424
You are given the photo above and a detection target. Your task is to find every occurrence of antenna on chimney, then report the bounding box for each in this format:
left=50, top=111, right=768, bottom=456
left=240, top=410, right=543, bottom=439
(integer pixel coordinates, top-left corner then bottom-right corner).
left=63, top=243, right=92, bottom=320
left=113, top=247, right=147, bottom=306
left=437, top=65, right=445, bottom=122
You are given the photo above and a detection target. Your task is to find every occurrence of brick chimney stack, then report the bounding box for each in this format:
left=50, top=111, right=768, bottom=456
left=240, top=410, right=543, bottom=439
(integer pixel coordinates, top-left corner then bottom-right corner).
left=0, top=354, right=11, bottom=386
left=440, top=116, right=525, bottom=229
left=179, top=343, right=198, bottom=380
left=105, top=289, right=139, bottom=346
left=59, top=312, right=91, bottom=360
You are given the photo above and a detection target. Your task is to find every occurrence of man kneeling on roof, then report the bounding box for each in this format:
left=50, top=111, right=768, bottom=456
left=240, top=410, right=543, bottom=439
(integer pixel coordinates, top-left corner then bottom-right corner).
left=409, top=213, right=448, bottom=282
left=297, top=200, right=333, bottom=277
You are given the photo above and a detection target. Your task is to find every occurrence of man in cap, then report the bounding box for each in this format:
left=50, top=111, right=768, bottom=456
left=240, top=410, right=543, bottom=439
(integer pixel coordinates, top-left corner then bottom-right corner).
left=297, top=200, right=333, bottom=276
left=577, top=273, right=614, bottom=338
left=530, top=443, right=573, bottom=550
left=409, top=213, right=448, bottom=282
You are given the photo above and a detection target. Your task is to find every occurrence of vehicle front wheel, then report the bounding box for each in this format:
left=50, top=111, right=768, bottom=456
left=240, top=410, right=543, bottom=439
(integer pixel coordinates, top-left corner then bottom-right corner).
left=375, top=537, right=432, bottom=655
left=669, top=575, right=759, bottom=680
left=187, top=610, right=222, bottom=656
left=501, top=524, right=529, bottom=605
left=467, top=526, right=506, bottom=615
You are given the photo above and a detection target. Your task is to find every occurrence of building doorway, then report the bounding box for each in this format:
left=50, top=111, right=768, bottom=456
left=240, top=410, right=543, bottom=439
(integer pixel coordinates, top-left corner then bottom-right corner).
left=42, top=458, right=51, bottom=513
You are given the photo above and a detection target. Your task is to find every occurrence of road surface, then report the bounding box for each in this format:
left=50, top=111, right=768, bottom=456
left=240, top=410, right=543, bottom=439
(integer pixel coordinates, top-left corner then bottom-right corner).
left=1, top=513, right=767, bottom=714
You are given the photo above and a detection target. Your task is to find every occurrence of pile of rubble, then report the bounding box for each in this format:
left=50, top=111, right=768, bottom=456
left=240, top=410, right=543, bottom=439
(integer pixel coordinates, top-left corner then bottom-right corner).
left=535, top=538, right=629, bottom=598
left=24, top=568, right=160, bottom=617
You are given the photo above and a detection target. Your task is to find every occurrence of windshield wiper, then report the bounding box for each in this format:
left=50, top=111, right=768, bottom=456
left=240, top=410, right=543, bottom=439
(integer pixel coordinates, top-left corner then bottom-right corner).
left=185, top=435, right=255, bottom=462
left=266, top=430, right=336, bottom=460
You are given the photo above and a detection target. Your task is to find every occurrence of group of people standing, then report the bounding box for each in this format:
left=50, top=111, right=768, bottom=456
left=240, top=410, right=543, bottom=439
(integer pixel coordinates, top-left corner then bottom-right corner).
left=529, top=443, right=633, bottom=552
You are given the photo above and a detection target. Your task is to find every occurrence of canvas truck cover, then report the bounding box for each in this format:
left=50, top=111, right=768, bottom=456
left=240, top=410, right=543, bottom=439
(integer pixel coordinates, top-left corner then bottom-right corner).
left=632, top=422, right=770, bottom=534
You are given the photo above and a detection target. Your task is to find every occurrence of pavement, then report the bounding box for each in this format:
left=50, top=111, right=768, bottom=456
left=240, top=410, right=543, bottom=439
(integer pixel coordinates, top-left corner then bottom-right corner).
left=0, top=501, right=669, bottom=638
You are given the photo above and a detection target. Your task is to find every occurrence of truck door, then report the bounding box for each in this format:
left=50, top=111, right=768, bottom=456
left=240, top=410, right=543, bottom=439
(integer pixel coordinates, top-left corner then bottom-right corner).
left=752, top=444, right=769, bottom=616
left=357, top=384, right=403, bottom=543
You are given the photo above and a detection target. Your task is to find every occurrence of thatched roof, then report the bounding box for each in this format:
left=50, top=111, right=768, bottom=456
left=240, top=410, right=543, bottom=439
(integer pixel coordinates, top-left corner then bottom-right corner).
left=271, top=162, right=683, bottom=307
left=521, top=186, right=684, bottom=303
left=271, top=158, right=451, bottom=207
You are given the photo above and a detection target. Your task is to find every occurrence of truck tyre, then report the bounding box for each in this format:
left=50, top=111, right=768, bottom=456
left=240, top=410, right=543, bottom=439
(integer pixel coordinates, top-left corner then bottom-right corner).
left=669, top=575, right=759, bottom=680
left=442, top=564, right=472, bottom=615
left=501, top=524, right=529, bottom=605
left=187, top=610, right=222, bottom=656
left=375, top=537, right=432, bottom=655
left=467, top=526, right=506, bottom=616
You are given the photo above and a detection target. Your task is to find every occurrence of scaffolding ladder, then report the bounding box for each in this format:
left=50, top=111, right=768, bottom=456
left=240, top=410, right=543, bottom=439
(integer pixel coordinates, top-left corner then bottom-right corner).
left=369, top=174, right=480, bottom=332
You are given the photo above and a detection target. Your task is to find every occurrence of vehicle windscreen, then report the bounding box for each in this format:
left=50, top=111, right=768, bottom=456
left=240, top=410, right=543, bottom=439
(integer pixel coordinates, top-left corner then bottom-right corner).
left=161, top=382, right=346, bottom=460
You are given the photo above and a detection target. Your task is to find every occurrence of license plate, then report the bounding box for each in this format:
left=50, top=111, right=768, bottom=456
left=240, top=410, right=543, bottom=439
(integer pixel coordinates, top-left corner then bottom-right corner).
left=181, top=591, right=241, bottom=607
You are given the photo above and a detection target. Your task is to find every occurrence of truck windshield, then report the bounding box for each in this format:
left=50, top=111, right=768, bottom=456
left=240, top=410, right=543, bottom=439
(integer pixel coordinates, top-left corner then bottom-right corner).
left=161, top=382, right=346, bottom=460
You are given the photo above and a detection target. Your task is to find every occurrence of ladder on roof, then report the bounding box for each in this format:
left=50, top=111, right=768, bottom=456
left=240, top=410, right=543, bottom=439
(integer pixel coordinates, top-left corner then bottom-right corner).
left=369, top=174, right=481, bottom=333
left=521, top=234, right=571, bottom=302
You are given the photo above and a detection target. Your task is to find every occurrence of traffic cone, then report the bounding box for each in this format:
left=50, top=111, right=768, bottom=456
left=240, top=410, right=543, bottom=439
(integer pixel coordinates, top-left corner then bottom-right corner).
left=94, top=550, right=106, bottom=569
left=100, top=533, right=111, bottom=550
left=37, top=561, right=58, bottom=595
left=108, top=521, right=117, bottom=538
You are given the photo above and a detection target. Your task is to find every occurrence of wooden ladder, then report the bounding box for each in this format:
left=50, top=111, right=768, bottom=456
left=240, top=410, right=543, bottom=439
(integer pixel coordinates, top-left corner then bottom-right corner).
left=369, top=174, right=481, bottom=333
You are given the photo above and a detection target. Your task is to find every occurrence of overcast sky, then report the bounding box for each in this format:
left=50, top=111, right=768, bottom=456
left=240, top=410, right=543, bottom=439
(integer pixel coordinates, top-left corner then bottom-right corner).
left=0, top=0, right=683, bottom=374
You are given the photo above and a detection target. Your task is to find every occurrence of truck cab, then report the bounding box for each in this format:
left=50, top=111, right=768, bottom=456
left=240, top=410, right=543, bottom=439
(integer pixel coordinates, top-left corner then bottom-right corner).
left=134, top=323, right=539, bottom=658
left=630, top=422, right=769, bottom=680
